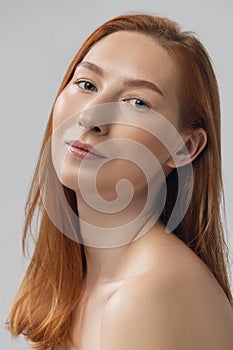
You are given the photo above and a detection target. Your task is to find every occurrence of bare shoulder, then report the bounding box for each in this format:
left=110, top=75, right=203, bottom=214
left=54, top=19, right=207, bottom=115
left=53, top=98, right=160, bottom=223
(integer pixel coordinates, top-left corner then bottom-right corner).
left=100, top=235, right=233, bottom=350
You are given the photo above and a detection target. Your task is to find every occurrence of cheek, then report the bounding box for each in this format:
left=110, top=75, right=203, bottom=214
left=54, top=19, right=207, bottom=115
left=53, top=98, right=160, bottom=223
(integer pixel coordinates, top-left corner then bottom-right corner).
left=52, top=87, right=79, bottom=131
left=143, top=134, right=170, bottom=163
left=119, top=126, right=171, bottom=165
left=52, top=93, right=68, bottom=131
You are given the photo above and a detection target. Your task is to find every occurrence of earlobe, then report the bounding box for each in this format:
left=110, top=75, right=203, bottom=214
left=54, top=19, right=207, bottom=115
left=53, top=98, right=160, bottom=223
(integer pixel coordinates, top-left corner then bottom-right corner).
left=166, top=127, right=207, bottom=169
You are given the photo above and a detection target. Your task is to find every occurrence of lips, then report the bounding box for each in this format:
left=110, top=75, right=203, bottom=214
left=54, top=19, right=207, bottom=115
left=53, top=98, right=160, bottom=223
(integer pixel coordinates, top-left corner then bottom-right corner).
left=67, top=140, right=106, bottom=158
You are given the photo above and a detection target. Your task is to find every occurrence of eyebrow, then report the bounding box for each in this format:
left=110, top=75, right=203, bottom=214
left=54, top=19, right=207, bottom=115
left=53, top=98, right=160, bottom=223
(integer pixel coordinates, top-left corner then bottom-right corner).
left=76, top=61, right=164, bottom=97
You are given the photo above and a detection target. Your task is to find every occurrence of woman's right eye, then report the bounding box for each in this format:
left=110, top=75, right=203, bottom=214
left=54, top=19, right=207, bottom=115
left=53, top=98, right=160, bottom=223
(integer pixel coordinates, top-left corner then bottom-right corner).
left=75, top=80, right=97, bottom=92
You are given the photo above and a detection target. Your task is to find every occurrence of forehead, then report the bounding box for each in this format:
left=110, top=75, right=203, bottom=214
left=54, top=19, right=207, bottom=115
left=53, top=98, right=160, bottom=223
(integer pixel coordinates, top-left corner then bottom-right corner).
left=83, top=31, right=178, bottom=95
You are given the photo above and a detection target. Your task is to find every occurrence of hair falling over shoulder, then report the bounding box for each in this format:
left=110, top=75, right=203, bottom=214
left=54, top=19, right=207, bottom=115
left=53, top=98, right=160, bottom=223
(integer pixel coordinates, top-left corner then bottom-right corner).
left=7, top=13, right=233, bottom=349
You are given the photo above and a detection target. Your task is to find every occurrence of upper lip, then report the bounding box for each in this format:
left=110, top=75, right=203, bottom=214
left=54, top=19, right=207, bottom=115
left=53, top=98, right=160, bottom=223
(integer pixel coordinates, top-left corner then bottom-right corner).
left=67, top=140, right=106, bottom=158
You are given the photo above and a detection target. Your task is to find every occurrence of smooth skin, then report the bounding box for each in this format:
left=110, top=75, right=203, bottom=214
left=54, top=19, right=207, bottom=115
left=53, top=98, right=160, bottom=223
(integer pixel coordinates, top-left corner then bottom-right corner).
left=51, top=32, right=233, bottom=350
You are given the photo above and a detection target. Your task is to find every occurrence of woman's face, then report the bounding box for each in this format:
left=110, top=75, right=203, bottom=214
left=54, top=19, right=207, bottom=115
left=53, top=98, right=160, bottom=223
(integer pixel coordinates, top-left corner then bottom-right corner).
left=52, top=31, right=182, bottom=201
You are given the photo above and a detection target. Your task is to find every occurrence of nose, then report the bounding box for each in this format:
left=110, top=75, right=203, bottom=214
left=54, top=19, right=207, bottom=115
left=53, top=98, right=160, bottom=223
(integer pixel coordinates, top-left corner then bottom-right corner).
left=77, top=116, right=109, bottom=135
left=77, top=97, right=114, bottom=135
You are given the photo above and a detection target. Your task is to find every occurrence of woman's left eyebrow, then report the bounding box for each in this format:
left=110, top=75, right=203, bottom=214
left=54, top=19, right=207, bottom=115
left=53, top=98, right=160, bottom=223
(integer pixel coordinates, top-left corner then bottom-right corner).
left=123, top=79, right=164, bottom=97
left=76, top=61, right=164, bottom=97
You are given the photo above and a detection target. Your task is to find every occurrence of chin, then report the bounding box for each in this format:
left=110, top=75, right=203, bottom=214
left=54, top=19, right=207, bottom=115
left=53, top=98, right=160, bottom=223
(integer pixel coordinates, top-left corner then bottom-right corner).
left=57, top=166, right=81, bottom=192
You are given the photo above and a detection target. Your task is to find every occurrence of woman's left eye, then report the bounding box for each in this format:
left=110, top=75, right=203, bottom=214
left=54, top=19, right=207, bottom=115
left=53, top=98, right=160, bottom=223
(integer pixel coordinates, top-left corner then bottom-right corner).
left=75, top=80, right=97, bottom=91
left=126, top=98, right=150, bottom=110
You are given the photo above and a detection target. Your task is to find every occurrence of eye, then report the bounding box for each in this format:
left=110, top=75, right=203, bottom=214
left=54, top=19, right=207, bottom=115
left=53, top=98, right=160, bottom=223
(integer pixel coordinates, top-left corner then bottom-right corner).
left=75, top=80, right=97, bottom=92
left=126, top=98, right=150, bottom=110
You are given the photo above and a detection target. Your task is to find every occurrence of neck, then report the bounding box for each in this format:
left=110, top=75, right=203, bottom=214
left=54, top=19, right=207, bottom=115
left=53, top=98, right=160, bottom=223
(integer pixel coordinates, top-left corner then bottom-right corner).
left=75, top=187, right=165, bottom=291
left=82, top=220, right=165, bottom=290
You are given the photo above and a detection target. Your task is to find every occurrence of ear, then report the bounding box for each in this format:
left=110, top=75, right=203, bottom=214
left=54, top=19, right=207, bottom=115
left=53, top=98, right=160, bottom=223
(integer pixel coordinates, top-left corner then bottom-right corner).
left=166, top=127, right=207, bottom=169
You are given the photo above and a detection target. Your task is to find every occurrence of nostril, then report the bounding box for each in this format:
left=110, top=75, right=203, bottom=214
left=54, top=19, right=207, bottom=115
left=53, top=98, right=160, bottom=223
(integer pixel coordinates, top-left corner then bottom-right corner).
left=92, top=126, right=101, bottom=132
left=78, top=121, right=85, bottom=130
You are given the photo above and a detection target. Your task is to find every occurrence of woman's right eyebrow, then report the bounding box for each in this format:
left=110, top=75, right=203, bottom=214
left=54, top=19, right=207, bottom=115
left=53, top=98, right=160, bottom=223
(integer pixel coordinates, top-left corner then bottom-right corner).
left=76, top=61, right=104, bottom=76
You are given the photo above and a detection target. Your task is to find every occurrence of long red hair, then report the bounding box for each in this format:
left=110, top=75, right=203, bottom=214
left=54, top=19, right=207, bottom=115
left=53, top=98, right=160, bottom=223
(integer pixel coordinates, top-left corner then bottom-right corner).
left=8, top=13, right=232, bottom=349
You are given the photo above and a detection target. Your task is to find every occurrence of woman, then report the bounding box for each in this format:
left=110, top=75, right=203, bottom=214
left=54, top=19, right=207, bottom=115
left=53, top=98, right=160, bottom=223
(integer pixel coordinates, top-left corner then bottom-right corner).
left=8, top=13, right=233, bottom=350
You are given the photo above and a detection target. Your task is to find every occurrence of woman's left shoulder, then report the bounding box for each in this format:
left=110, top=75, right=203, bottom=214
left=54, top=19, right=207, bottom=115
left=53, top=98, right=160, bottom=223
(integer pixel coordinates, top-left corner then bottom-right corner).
left=115, top=235, right=230, bottom=309
left=142, top=232, right=233, bottom=315
left=100, top=234, right=233, bottom=350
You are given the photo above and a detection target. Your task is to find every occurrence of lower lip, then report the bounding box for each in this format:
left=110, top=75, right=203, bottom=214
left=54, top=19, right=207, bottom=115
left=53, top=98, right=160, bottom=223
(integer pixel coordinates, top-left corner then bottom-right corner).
left=67, top=145, right=102, bottom=160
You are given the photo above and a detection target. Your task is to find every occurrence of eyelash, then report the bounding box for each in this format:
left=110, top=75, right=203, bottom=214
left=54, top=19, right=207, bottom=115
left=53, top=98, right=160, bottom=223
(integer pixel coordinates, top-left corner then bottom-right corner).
left=74, top=79, right=151, bottom=110
left=75, top=80, right=97, bottom=92
left=126, top=98, right=150, bottom=110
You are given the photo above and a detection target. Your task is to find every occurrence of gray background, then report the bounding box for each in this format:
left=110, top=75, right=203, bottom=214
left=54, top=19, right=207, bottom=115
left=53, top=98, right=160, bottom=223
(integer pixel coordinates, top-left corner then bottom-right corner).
left=1, top=0, right=232, bottom=348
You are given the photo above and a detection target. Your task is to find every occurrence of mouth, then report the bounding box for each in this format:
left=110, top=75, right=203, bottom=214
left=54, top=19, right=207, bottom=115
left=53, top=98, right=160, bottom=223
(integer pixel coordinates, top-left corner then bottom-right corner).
left=66, top=140, right=106, bottom=158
